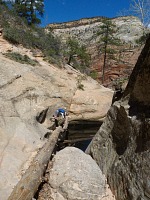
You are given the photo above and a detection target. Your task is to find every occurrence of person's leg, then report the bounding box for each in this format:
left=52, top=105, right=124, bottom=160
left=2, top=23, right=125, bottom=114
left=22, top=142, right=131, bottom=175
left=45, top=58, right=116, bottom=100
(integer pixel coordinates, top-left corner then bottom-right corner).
left=55, top=118, right=58, bottom=127
left=61, top=112, right=64, bottom=118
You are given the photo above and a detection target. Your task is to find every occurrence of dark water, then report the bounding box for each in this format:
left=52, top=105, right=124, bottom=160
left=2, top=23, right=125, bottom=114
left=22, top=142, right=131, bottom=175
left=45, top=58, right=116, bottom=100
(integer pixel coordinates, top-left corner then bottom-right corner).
left=57, top=120, right=102, bottom=151
left=74, top=139, right=92, bottom=151
left=67, top=120, right=102, bottom=152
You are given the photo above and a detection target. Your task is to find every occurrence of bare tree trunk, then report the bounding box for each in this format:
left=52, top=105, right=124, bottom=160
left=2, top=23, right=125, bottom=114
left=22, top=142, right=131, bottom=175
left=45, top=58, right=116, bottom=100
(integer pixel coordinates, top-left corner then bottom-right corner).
left=102, top=25, right=108, bottom=84
left=67, top=55, right=73, bottom=65
left=30, top=0, right=34, bottom=24
left=102, top=47, right=106, bottom=84
left=130, top=0, right=150, bottom=26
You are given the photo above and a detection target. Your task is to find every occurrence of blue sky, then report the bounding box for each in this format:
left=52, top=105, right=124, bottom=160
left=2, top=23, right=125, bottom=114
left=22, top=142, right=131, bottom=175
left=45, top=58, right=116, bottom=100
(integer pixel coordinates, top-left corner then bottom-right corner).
left=41, top=0, right=131, bottom=27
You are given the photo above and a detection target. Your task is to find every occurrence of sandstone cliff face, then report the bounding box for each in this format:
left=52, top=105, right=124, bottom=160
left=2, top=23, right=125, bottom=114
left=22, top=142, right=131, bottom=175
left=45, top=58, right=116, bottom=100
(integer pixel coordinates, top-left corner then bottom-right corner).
left=0, top=36, right=113, bottom=199
left=86, top=35, right=150, bottom=200
left=49, top=16, right=144, bottom=44
left=48, top=16, right=146, bottom=85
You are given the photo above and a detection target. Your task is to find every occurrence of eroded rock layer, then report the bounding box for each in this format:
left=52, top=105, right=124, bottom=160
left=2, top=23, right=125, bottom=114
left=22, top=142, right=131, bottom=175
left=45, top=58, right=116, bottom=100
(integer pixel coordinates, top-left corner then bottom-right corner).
left=48, top=16, right=147, bottom=85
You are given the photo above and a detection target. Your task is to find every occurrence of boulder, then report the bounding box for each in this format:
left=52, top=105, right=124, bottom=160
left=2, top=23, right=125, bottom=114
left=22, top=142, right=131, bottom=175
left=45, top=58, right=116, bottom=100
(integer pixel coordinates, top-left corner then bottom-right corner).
left=48, top=147, right=115, bottom=200
left=86, top=35, right=150, bottom=199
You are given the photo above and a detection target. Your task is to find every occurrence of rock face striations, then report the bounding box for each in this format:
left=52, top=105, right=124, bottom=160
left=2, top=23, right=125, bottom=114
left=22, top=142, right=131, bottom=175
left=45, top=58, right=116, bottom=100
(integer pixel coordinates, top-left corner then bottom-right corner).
left=48, top=16, right=147, bottom=85
left=86, top=35, right=150, bottom=200
left=49, top=16, right=145, bottom=44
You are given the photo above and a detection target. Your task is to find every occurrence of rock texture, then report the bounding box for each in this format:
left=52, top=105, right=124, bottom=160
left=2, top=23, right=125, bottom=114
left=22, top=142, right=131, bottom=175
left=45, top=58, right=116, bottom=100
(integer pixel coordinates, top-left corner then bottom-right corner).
left=86, top=35, right=150, bottom=200
left=0, top=35, right=113, bottom=199
left=47, top=147, right=115, bottom=200
left=48, top=16, right=147, bottom=85
left=123, top=34, right=150, bottom=111
left=49, top=16, right=145, bottom=44
left=8, top=122, right=68, bottom=200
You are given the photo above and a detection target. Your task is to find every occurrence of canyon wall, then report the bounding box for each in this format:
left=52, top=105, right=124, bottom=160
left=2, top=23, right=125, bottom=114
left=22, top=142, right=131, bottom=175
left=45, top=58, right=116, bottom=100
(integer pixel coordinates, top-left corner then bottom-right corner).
left=86, top=35, right=150, bottom=200
left=48, top=16, right=146, bottom=85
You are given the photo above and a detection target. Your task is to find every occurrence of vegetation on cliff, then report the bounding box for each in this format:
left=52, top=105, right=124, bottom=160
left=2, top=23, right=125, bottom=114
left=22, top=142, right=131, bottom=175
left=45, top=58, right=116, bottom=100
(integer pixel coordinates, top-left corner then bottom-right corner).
left=65, top=37, right=90, bottom=72
left=97, top=18, right=122, bottom=83
left=0, top=0, right=44, bottom=25
left=0, top=4, right=61, bottom=64
left=0, top=2, right=149, bottom=86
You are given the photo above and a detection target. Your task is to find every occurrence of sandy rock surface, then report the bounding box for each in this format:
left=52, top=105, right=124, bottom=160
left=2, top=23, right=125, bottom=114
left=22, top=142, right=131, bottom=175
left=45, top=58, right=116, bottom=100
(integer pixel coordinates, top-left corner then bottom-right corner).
left=0, top=36, right=113, bottom=199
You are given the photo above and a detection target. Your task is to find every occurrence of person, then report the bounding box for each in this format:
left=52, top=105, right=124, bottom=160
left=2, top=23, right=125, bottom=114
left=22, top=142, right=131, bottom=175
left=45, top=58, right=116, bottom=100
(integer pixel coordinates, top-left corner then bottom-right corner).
left=54, top=108, right=66, bottom=119
left=52, top=108, right=67, bottom=127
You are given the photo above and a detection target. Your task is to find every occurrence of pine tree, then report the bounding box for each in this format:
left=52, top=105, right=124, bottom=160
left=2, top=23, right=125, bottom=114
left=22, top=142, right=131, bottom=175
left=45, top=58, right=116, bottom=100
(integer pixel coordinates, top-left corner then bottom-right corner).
left=14, top=0, right=28, bottom=19
left=66, top=37, right=90, bottom=71
left=98, top=18, right=121, bottom=84
left=14, top=0, right=44, bottom=25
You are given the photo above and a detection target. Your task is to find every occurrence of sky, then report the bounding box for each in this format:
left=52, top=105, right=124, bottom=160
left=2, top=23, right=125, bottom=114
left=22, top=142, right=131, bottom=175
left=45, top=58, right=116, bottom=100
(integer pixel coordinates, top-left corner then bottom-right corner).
left=41, top=0, right=131, bottom=27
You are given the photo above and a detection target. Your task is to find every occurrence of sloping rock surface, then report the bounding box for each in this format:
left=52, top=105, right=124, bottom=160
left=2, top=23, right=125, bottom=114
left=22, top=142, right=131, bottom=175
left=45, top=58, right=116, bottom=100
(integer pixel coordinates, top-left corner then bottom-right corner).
left=86, top=35, right=150, bottom=200
left=48, top=147, right=115, bottom=200
left=0, top=49, right=113, bottom=199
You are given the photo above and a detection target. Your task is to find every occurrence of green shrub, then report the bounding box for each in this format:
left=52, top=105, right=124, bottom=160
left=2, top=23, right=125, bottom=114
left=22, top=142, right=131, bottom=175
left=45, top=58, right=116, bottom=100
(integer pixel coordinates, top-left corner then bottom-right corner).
left=4, top=52, right=39, bottom=66
left=90, top=70, right=98, bottom=80
left=65, top=37, right=90, bottom=72
left=135, top=33, right=150, bottom=45
left=0, top=5, right=61, bottom=64
left=3, top=26, right=61, bottom=58
left=112, top=77, right=129, bottom=90
left=77, top=83, right=84, bottom=90
left=77, top=76, right=85, bottom=90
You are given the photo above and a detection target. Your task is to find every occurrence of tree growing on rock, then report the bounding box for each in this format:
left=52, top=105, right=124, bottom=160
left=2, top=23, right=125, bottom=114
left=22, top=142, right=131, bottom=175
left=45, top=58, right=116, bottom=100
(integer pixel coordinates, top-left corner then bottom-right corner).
left=97, top=18, right=121, bottom=84
left=14, top=0, right=44, bottom=25
left=65, top=37, right=90, bottom=72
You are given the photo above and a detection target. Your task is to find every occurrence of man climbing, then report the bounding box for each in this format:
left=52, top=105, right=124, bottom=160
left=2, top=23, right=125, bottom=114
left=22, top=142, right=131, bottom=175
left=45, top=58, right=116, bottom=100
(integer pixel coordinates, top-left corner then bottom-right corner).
left=54, top=108, right=66, bottom=118
left=52, top=108, right=67, bottom=127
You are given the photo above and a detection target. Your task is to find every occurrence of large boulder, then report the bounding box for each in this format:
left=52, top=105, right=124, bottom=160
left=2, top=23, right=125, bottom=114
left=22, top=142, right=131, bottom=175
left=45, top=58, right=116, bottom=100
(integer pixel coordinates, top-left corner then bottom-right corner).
left=86, top=35, right=150, bottom=200
left=48, top=147, right=115, bottom=200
